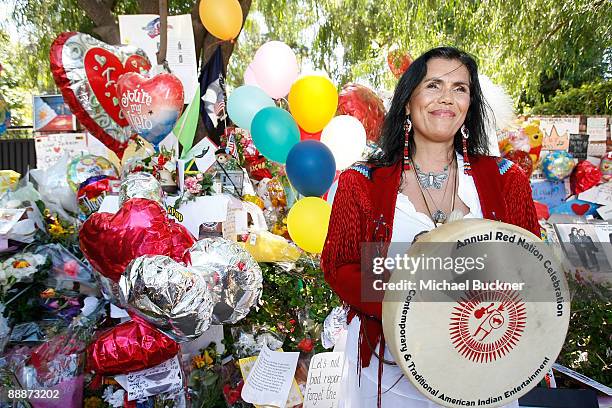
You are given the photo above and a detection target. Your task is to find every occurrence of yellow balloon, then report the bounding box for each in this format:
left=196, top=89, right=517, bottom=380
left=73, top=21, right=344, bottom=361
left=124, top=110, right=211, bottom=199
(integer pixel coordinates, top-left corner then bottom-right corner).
left=287, top=197, right=332, bottom=253
left=288, top=75, right=338, bottom=133
left=199, top=0, right=243, bottom=41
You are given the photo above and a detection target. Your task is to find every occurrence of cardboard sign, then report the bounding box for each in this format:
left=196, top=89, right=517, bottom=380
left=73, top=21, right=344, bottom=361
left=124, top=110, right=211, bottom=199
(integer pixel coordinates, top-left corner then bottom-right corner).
left=119, top=14, right=198, bottom=102
left=568, top=134, right=590, bottom=160
left=34, top=133, right=88, bottom=170
left=303, top=352, right=345, bottom=408
left=541, top=125, right=570, bottom=151
left=531, top=180, right=568, bottom=208
left=534, top=117, right=580, bottom=150
left=586, top=117, right=608, bottom=142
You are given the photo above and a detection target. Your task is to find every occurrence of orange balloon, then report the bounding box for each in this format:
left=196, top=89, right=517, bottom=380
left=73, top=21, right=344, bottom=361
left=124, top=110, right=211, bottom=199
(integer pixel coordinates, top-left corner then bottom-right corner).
left=199, top=0, right=243, bottom=41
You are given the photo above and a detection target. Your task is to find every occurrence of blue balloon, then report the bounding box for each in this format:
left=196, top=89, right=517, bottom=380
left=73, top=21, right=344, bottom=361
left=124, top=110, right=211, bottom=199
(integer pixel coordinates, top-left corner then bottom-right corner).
left=286, top=140, right=336, bottom=196
left=227, top=85, right=275, bottom=131
left=251, top=107, right=300, bottom=163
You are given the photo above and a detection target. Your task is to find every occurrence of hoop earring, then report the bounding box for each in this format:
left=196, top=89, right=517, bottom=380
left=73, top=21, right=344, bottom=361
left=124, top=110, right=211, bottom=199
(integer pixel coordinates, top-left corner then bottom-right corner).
left=403, top=117, right=412, bottom=170
left=461, top=124, right=471, bottom=175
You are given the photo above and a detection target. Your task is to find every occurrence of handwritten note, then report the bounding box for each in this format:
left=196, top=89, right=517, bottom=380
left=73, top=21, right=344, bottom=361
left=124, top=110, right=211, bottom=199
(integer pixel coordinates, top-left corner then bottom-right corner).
left=542, top=125, right=569, bottom=151
left=586, top=117, right=608, bottom=142
left=241, top=346, right=301, bottom=408
left=303, top=352, right=345, bottom=408
left=531, top=180, right=568, bottom=208
left=578, top=182, right=612, bottom=206
left=116, top=356, right=183, bottom=401
left=568, top=134, right=590, bottom=160
left=34, top=133, right=88, bottom=170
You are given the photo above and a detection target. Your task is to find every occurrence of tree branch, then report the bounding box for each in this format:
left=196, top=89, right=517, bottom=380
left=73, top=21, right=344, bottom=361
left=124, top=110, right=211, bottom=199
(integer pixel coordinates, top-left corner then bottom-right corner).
left=76, top=0, right=120, bottom=44
left=157, top=0, right=168, bottom=64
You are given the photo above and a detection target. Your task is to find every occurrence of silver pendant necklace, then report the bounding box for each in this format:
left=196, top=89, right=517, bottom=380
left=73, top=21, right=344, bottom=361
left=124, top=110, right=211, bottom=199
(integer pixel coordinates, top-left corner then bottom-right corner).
left=414, top=162, right=449, bottom=190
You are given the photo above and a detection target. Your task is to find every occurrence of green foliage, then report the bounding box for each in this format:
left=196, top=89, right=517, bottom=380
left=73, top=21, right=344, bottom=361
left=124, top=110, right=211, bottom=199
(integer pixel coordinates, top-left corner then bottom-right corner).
left=240, top=258, right=341, bottom=353
left=557, top=276, right=611, bottom=386
left=530, top=81, right=612, bottom=115
left=0, top=30, right=33, bottom=125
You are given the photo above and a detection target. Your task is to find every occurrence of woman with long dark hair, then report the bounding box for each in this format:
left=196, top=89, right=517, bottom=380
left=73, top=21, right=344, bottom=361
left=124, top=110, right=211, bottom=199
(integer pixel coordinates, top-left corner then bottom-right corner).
left=322, top=47, right=539, bottom=407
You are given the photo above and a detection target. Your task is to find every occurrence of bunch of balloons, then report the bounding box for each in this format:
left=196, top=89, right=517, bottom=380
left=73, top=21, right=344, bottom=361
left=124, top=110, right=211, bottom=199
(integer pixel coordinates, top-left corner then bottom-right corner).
left=226, top=41, right=360, bottom=253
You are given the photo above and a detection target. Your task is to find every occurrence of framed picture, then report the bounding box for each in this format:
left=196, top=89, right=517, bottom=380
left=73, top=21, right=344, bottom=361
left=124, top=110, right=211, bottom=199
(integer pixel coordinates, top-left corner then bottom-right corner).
left=554, top=223, right=612, bottom=276
left=32, top=94, right=77, bottom=132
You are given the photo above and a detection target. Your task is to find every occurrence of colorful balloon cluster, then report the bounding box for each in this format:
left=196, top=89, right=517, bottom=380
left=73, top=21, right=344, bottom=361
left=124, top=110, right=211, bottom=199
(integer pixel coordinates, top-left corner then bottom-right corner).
left=227, top=41, right=373, bottom=253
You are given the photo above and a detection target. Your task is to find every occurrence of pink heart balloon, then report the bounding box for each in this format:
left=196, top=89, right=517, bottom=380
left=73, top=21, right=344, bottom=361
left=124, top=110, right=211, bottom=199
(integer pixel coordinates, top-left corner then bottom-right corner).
left=117, top=72, right=184, bottom=146
left=50, top=32, right=151, bottom=159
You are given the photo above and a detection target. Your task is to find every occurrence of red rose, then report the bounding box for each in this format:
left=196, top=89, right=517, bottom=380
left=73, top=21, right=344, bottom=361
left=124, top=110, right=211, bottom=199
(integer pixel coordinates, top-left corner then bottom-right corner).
left=297, top=338, right=314, bottom=353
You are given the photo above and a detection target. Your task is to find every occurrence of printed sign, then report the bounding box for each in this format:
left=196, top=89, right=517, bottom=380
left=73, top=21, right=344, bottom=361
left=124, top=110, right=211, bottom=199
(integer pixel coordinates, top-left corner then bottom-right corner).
left=33, top=94, right=77, bottom=132
left=568, top=134, right=589, bottom=160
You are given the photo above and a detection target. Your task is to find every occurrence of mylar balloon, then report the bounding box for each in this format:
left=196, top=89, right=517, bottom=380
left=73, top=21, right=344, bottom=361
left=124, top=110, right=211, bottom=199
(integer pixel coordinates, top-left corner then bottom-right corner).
left=79, top=198, right=195, bottom=282
left=67, top=154, right=118, bottom=192
left=251, top=41, right=299, bottom=99
left=289, top=75, right=338, bottom=133
left=387, top=49, right=413, bottom=78
left=286, top=140, right=336, bottom=196
left=199, top=0, right=243, bottom=41
left=541, top=151, right=575, bottom=181
left=337, top=83, right=386, bottom=142
left=227, top=85, right=275, bottom=131
left=287, top=197, right=332, bottom=253
left=117, top=72, right=184, bottom=147
left=251, top=106, right=300, bottom=163
left=50, top=32, right=151, bottom=158
left=503, top=150, right=533, bottom=178
left=320, top=115, right=367, bottom=170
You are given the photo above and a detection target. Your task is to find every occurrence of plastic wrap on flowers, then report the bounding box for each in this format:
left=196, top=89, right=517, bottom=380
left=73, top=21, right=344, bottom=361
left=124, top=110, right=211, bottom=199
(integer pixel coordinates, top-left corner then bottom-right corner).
left=542, top=151, right=576, bottom=181
left=188, top=238, right=263, bottom=324
left=87, top=316, right=180, bottom=375
left=77, top=175, right=118, bottom=220
left=79, top=198, right=195, bottom=282
left=119, top=255, right=214, bottom=341
left=67, top=154, right=118, bottom=192
left=337, top=83, right=386, bottom=142
left=321, top=306, right=349, bottom=349
left=119, top=172, right=164, bottom=206
left=570, top=160, right=603, bottom=195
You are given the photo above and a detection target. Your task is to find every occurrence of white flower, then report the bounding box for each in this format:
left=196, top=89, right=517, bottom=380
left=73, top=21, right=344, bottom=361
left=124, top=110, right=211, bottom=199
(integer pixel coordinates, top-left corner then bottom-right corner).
left=0, top=253, right=47, bottom=286
left=103, top=386, right=125, bottom=408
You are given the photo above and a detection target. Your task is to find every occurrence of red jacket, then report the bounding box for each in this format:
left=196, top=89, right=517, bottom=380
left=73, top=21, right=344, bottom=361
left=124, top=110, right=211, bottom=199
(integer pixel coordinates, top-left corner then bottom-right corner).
left=321, top=155, right=540, bottom=370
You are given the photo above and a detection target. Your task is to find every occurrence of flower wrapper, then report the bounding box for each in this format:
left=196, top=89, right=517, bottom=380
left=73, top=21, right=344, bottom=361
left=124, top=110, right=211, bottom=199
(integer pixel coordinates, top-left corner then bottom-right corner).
left=87, top=316, right=180, bottom=375
left=570, top=160, right=603, bottom=195
left=79, top=198, right=195, bottom=282
left=119, top=255, right=214, bottom=341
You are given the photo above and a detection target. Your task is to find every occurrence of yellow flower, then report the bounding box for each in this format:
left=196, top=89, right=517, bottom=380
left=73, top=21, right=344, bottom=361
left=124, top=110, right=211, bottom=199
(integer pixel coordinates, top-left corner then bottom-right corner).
left=193, top=354, right=207, bottom=369
left=84, top=396, right=102, bottom=408
left=40, top=288, right=56, bottom=299
left=203, top=350, right=214, bottom=366
left=12, top=260, right=30, bottom=269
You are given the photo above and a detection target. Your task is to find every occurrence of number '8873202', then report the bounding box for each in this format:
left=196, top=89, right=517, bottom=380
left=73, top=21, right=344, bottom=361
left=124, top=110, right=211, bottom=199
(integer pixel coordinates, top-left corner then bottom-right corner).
left=7, top=389, right=60, bottom=399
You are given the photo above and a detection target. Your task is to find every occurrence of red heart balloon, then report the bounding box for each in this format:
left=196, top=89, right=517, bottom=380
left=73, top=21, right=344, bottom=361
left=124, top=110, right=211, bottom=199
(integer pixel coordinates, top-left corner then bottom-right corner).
left=79, top=198, right=195, bottom=282
left=571, top=203, right=590, bottom=216
left=387, top=50, right=413, bottom=78
left=50, top=32, right=151, bottom=158
left=117, top=72, right=184, bottom=146
left=87, top=316, right=180, bottom=375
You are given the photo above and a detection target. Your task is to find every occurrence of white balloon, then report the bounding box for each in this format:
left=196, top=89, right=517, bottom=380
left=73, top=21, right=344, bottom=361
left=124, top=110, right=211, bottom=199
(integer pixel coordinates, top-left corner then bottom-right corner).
left=320, top=115, right=367, bottom=170
left=251, top=41, right=299, bottom=99
left=243, top=63, right=259, bottom=87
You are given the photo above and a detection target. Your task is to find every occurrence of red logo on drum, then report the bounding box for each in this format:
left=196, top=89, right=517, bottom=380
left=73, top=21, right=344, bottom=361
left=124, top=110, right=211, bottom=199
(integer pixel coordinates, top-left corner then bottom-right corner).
left=449, top=289, right=526, bottom=363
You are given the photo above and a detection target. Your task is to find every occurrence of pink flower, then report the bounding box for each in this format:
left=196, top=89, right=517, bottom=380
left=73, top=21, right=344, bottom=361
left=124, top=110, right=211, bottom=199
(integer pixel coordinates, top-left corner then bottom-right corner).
left=185, top=176, right=203, bottom=195
left=63, top=260, right=79, bottom=277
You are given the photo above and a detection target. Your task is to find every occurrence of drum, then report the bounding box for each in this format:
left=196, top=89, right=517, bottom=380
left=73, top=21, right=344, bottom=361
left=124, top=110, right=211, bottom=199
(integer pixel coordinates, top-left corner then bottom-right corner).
left=382, top=219, right=570, bottom=408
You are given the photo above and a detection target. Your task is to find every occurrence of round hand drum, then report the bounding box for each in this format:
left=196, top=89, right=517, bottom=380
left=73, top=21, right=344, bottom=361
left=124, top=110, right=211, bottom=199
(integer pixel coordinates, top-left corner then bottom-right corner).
left=382, top=219, right=570, bottom=408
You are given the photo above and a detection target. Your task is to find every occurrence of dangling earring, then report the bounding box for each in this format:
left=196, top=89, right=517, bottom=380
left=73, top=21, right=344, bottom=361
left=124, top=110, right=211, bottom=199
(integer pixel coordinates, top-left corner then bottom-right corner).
left=403, top=117, right=412, bottom=170
left=461, top=124, right=471, bottom=175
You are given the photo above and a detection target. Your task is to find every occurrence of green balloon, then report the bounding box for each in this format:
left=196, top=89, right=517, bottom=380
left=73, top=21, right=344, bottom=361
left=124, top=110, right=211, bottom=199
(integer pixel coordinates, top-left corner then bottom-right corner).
left=251, top=107, right=300, bottom=163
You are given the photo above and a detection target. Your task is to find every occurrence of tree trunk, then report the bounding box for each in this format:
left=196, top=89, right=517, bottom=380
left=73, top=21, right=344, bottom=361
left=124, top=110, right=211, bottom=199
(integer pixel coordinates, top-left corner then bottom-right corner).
left=191, top=0, right=253, bottom=145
